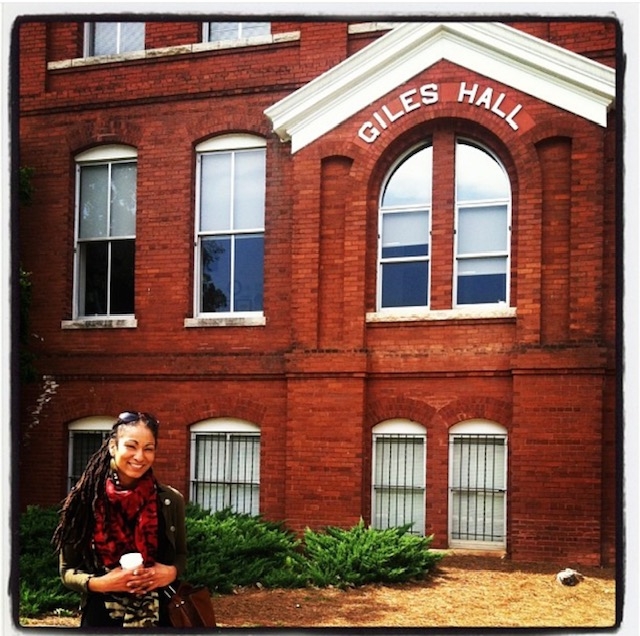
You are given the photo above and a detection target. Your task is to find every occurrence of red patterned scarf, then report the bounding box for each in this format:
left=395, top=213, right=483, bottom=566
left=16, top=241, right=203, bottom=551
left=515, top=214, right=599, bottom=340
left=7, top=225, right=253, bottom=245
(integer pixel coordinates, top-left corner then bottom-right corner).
left=93, top=470, right=159, bottom=569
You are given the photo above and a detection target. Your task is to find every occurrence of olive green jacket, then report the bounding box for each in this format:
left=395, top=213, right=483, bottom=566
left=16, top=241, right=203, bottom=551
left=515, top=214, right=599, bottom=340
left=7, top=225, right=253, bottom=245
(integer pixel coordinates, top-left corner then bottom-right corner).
left=59, top=483, right=187, bottom=603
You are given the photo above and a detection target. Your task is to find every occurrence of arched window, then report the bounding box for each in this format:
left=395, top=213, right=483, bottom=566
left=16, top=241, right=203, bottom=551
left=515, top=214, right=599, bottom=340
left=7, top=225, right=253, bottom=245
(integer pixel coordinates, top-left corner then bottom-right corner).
left=190, top=418, right=261, bottom=515
left=448, top=419, right=507, bottom=550
left=67, top=416, right=112, bottom=490
left=194, top=135, right=266, bottom=317
left=378, top=144, right=432, bottom=309
left=371, top=419, right=426, bottom=535
left=74, top=145, right=137, bottom=319
left=454, top=141, right=511, bottom=306
left=377, top=136, right=512, bottom=313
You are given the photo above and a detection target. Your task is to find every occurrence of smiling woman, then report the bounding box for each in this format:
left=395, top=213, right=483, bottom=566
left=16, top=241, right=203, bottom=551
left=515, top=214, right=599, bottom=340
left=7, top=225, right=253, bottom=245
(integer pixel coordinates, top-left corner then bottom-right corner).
left=52, top=411, right=187, bottom=628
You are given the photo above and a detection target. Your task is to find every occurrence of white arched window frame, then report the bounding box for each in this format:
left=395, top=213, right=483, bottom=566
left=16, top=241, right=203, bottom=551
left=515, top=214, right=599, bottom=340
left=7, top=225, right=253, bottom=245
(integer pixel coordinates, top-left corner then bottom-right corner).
left=371, top=419, right=426, bottom=535
left=73, top=145, right=138, bottom=321
left=377, top=143, right=433, bottom=312
left=67, top=416, right=113, bottom=490
left=192, top=135, right=266, bottom=322
left=190, top=418, right=261, bottom=515
left=448, top=419, right=508, bottom=550
left=454, top=139, right=512, bottom=308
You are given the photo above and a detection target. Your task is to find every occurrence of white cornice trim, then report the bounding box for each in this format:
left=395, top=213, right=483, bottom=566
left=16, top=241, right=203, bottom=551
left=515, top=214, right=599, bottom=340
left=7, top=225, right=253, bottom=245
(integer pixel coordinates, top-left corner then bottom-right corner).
left=264, top=22, right=616, bottom=153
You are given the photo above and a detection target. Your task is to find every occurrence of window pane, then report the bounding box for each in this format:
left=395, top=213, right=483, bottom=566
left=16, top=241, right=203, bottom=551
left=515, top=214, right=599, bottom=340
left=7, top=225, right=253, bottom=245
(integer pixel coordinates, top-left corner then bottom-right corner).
left=200, top=153, right=232, bottom=232
left=457, top=205, right=508, bottom=254
left=92, top=23, right=118, bottom=56
left=79, top=165, right=109, bottom=239
left=234, top=235, right=264, bottom=311
left=110, top=163, right=137, bottom=237
left=457, top=257, right=506, bottom=305
left=373, top=435, right=425, bottom=534
left=207, top=22, right=270, bottom=41
left=382, top=146, right=432, bottom=208
left=201, top=237, right=231, bottom=312
left=69, top=431, right=108, bottom=489
left=192, top=432, right=260, bottom=515
left=233, top=150, right=265, bottom=230
left=456, top=143, right=509, bottom=202
left=382, top=211, right=429, bottom=258
left=120, top=23, right=145, bottom=53
left=110, top=239, right=135, bottom=314
left=381, top=261, right=429, bottom=308
left=451, top=491, right=505, bottom=541
left=81, top=241, right=108, bottom=315
left=374, top=437, right=424, bottom=486
left=208, top=22, right=241, bottom=41
left=242, top=23, right=271, bottom=38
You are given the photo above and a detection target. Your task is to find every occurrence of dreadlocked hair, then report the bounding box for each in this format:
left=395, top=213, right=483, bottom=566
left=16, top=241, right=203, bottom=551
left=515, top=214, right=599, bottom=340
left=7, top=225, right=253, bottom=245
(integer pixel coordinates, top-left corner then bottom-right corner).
left=52, top=432, right=114, bottom=565
left=52, top=412, right=160, bottom=564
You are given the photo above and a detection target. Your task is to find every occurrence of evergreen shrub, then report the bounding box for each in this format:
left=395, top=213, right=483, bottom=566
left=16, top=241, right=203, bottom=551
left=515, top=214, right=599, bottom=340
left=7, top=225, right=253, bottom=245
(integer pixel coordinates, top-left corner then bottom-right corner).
left=301, top=519, right=443, bottom=588
left=18, top=504, right=444, bottom=617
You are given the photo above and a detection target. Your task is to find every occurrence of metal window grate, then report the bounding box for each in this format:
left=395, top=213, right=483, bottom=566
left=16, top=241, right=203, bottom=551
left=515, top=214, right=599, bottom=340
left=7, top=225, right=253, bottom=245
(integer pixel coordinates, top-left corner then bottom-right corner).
left=68, top=430, right=110, bottom=490
left=450, top=434, right=506, bottom=543
left=372, top=434, right=426, bottom=535
left=191, top=433, right=260, bottom=515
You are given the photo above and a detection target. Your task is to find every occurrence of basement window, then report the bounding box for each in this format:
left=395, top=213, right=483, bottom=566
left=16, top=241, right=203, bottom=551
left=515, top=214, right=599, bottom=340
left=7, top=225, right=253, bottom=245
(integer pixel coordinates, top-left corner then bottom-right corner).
left=190, top=419, right=261, bottom=516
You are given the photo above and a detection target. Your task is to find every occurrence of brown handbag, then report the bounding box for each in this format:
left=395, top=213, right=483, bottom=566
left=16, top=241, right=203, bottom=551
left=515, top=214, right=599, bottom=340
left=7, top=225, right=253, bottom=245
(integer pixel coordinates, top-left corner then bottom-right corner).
left=164, top=581, right=217, bottom=628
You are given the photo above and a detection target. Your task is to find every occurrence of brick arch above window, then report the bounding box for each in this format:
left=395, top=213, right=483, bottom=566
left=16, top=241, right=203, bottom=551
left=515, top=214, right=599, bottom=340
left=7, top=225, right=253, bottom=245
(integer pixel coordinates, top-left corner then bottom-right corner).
left=437, top=397, right=512, bottom=430
left=366, top=398, right=437, bottom=431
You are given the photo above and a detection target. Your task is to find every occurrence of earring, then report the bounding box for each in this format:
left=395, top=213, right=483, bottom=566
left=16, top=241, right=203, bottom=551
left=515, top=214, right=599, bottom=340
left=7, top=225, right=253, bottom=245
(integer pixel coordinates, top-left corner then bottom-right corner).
left=110, top=457, right=117, bottom=472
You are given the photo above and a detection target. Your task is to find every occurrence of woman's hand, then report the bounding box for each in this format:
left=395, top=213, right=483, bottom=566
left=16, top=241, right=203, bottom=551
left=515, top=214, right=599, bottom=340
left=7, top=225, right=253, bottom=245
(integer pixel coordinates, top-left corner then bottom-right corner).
left=126, top=563, right=178, bottom=596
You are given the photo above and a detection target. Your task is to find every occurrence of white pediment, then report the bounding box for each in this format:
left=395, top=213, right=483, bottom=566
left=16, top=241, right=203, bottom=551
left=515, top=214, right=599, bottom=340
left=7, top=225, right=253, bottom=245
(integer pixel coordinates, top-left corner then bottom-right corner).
left=264, top=22, right=616, bottom=153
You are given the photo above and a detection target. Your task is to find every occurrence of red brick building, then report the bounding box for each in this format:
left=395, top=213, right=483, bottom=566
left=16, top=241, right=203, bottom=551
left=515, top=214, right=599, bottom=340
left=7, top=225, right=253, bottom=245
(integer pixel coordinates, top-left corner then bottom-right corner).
left=16, top=16, right=619, bottom=567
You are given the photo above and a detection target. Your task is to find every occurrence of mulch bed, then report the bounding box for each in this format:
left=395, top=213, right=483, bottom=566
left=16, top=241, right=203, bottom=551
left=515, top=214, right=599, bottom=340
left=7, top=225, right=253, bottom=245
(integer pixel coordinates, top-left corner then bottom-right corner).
left=19, top=554, right=618, bottom=629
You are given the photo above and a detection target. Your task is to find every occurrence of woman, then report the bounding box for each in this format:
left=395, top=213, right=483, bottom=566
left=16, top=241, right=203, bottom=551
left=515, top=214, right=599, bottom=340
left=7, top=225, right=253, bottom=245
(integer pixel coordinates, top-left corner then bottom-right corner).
left=53, top=411, right=187, bottom=627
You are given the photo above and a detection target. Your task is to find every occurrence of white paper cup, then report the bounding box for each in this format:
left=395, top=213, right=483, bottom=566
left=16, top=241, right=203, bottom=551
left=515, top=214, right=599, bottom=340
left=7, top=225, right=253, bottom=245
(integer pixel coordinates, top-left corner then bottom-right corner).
left=119, top=552, right=144, bottom=570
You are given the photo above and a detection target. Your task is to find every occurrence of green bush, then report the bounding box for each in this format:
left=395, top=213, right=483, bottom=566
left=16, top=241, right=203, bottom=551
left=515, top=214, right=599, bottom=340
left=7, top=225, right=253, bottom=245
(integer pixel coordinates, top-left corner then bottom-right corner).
left=18, top=506, right=77, bottom=617
left=185, top=506, right=306, bottom=593
left=18, top=504, right=443, bottom=617
left=301, top=519, right=443, bottom=588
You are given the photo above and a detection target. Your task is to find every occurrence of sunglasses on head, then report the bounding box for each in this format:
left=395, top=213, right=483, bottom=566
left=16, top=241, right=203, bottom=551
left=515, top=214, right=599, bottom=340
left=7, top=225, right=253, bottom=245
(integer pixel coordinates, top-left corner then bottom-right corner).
left=117, top=411, right=159, bottom=427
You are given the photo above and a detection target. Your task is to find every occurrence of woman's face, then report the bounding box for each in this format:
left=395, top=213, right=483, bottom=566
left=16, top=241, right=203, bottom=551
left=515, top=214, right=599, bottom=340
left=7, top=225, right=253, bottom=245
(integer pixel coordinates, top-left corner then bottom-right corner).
left=109, top=422, right=157, bottom=488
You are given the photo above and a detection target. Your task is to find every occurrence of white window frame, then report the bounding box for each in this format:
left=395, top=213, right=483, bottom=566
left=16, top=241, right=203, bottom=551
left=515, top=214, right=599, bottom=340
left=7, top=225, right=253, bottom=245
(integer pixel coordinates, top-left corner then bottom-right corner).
left=377, top=143, right=433, bottom=313
left=203, top=21, right=271, bottom=43
left=71, top=145, right=137, bottom=323
left=371, top=419, right=427, bottom=535
left=84, top=22, right=146, bottom=57
left=191, top=134, right=266, bottom=324
left=67, top=417, right=112, bottom=490
left=448, top=419, right=507, bottom=551
left=190, top=418, right=261, bottom=515
left=453, top=139, right=512, bottom=309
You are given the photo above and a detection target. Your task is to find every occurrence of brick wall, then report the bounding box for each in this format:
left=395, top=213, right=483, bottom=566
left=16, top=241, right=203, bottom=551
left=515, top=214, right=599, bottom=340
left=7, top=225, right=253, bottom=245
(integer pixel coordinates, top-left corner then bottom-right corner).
left=16, top=19, right=618, bottom=566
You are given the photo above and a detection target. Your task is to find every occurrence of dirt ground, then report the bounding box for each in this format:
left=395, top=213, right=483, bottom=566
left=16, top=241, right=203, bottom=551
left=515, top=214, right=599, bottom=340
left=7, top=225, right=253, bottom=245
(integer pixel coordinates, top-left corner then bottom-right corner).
left=20, top=553, right=618, bottom=630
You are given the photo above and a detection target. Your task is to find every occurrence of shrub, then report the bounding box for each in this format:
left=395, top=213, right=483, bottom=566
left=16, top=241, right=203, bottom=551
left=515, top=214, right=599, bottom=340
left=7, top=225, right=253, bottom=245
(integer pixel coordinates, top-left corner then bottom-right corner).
left=18, top=505, right=77, bottom=617
left=185, top=506, right=306, bottom=593
left=302, top=519, right=443, bottom=588
left=18, top=504, right=444, bottom=618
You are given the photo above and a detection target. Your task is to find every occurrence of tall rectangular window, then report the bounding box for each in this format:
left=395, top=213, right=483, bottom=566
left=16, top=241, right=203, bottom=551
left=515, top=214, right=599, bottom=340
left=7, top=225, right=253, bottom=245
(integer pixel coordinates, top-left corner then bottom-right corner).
left=195, top=136, right=265, bottom=316
left=75, top=149, right=137, bottom=318
left=85, top=22, right=145, bottom=56
left=372, top=431, right=426, bottom=535
left=191, top=431, right=260, bottom=515
left=68, top=430, right=109, bottom=490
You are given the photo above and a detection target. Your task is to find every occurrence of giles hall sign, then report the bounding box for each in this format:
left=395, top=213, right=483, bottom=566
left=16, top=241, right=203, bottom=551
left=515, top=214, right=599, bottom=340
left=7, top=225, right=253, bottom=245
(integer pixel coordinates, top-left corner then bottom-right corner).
left=357, top=82, right=525, bottom=144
